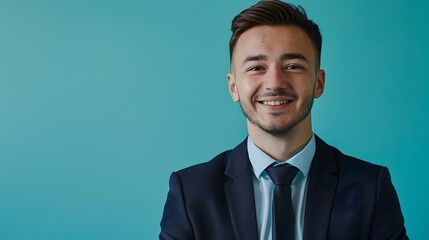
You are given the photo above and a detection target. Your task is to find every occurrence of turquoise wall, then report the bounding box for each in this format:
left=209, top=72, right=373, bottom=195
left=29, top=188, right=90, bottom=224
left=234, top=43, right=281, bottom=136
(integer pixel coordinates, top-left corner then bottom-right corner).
left=1, top=0, right=427, bottom=239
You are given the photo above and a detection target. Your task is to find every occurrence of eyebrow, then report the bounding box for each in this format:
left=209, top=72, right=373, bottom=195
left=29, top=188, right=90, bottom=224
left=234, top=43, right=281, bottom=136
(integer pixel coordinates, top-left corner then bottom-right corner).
left=242, top=54, right=267, bottom=66
left=281, top=53, right=309, bottom=63
left=241, top=53, right=309, bottom=67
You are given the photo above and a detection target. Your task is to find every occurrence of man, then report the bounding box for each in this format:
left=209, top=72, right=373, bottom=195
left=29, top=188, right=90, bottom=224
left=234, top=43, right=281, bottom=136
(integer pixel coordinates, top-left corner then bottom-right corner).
left=160, top=1, right=408, bottom=239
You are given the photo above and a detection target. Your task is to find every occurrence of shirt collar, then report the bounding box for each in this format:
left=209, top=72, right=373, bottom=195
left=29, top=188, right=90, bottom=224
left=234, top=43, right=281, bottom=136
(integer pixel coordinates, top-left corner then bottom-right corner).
left=247, top=134, right=316, bottom=179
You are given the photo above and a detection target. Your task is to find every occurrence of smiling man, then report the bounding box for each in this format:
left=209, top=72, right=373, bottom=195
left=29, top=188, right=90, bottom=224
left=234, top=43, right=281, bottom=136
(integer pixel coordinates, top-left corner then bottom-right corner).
left=160, top=1, right=407, bottom=240
left=227, top=24, right=324, bottom=161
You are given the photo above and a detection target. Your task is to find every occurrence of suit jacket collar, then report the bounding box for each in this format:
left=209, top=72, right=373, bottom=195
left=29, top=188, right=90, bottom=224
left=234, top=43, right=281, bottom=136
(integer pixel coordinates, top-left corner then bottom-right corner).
left=303, top=135, right=339, bottom=240
left=223, top=136, right=339, bottom=240
left=224, top=138, right=259, bottom=240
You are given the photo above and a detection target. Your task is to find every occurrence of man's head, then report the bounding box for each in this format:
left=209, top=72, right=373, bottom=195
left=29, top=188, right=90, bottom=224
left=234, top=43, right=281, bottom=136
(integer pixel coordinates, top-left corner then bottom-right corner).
left=227, top=0, right=325, bottom=138
left=229, top=0, right=322, bottom=68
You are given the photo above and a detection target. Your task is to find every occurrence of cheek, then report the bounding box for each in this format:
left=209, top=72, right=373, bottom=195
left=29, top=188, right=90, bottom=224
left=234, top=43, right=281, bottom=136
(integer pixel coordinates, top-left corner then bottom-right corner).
left=299, top=76, right=317, bottom=93
left=240, top=81, right=260, bottom=101
left=236, top=77, right=257, bottom=95
left=292, top=79, right=312, bottom=93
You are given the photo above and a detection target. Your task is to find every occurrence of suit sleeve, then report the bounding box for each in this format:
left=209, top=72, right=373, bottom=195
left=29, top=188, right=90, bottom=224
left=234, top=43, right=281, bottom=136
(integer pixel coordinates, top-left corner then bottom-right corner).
left=159, top=172, right=195, bottom=240
left=371, top=167, right=408, bottom=240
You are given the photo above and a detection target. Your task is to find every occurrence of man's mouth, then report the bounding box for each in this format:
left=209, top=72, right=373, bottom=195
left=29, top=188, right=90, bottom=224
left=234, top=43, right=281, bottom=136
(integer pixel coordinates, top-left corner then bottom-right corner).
left=261, top=100, right=292, bottom=106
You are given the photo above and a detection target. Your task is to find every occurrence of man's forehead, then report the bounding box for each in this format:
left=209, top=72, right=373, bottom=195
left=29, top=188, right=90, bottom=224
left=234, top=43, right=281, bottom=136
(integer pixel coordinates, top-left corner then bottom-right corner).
left=233, top=26, right=315, bottom=60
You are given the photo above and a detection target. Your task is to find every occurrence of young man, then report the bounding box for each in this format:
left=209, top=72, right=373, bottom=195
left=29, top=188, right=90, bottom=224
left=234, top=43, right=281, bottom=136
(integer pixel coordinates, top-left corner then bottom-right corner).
left=160, top=1, right=407, bottom=239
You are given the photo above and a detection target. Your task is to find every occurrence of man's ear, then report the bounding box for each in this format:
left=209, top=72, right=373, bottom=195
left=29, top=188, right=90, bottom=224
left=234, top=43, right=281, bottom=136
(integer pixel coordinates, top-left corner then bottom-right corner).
left=314, top=69, right=325, bottom=98
left=227, top=73, right=240, bottom=102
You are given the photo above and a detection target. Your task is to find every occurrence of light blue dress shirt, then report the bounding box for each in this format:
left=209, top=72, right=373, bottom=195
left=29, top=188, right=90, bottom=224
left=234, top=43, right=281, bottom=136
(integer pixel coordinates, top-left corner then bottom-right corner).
left=247, top=134, right=316, bottom=240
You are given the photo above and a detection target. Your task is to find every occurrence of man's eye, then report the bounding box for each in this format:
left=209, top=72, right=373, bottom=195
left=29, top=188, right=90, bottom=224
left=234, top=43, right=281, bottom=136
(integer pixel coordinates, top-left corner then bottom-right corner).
left=285, top=65, right=302, bottom=70
left=248, top=66, right=264, bottom=71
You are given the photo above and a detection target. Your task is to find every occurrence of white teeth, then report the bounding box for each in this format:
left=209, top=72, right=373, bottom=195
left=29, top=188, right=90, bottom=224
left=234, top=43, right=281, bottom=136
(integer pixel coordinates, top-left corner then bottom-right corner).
left=262, top=100, right=290, bottom=106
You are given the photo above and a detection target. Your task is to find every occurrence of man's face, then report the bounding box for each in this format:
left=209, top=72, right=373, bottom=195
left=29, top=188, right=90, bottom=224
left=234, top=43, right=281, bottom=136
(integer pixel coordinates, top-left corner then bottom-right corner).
left=227, top=25, right=325, bottom=137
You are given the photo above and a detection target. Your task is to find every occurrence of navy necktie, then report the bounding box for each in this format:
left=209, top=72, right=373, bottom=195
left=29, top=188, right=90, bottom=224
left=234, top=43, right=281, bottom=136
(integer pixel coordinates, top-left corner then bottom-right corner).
left=266, top=164, right=299, bottom=240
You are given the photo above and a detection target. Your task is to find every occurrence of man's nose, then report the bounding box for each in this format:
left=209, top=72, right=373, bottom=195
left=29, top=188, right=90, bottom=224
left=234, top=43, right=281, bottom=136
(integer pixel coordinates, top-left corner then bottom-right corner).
left=264, top=66, right=287, bottom=90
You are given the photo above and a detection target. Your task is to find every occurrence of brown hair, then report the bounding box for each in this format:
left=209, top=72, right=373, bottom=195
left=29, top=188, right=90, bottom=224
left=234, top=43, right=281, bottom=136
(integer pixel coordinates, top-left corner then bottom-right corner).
left=229, top=0, right=322, bottom=65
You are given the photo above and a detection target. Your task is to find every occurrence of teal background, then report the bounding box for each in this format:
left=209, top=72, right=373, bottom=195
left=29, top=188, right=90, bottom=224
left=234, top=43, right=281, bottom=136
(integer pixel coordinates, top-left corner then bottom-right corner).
left=0, top=0, right=427, bottom=239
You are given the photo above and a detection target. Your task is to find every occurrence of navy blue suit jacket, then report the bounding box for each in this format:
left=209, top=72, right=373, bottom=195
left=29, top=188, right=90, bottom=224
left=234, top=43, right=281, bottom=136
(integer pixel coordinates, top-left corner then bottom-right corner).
left=160, top=136, right=407, bottom=240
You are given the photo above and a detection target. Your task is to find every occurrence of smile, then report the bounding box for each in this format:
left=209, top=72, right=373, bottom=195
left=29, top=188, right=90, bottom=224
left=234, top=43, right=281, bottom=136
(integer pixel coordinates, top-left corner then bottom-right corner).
left=262, top=100, right=291, bottom=106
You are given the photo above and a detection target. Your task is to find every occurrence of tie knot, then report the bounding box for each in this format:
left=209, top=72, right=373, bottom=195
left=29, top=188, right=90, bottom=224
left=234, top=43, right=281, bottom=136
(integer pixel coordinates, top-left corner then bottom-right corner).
left=266, top=164, right=299, bottom=186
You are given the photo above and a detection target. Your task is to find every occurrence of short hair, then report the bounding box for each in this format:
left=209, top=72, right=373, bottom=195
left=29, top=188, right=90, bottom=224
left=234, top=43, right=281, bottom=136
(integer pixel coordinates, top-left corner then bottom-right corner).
left=229, top=0, right=322, bottom=66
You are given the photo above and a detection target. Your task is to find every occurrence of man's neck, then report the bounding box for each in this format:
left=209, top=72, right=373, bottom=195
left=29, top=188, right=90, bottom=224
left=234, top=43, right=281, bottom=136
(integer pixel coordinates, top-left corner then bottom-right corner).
left=247, top=120, right=313, bottom=161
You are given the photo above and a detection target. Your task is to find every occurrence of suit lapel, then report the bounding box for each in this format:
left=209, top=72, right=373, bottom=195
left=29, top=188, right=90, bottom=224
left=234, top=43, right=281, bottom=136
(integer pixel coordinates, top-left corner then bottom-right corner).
left=304, top=136, right=339, bottom=240
left=224, top=139, right=259, bottom=240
